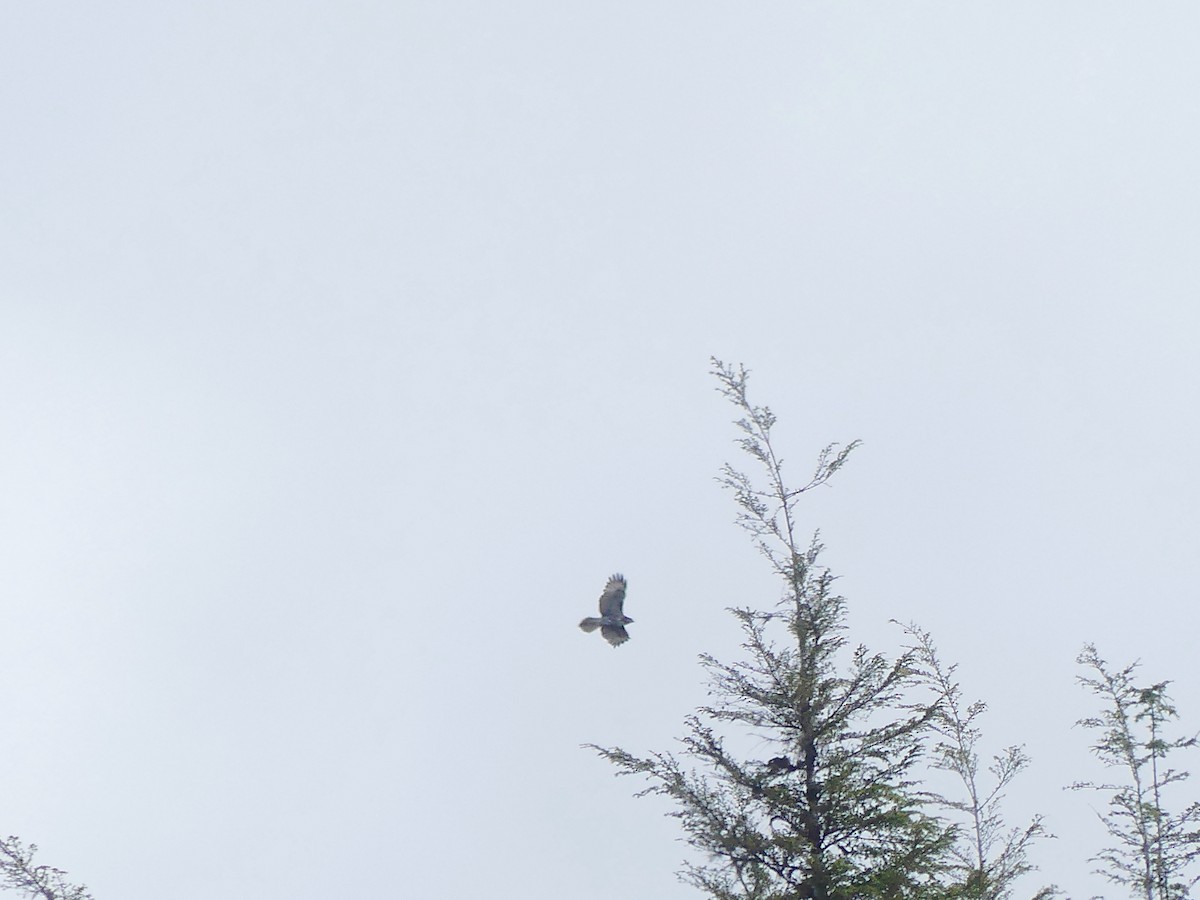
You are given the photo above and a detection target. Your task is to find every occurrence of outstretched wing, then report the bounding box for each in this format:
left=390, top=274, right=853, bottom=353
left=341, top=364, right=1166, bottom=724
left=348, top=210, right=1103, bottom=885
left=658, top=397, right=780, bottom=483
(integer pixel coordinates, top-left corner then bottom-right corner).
left=601, top=624, right=630, bottom=647
left=597, top=573, right=627, bottom=618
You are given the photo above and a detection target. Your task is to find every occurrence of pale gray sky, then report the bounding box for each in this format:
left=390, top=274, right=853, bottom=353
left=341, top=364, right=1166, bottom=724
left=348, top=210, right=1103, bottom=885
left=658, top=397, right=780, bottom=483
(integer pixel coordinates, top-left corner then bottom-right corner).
left=2, top=4, right=1199, bottom=898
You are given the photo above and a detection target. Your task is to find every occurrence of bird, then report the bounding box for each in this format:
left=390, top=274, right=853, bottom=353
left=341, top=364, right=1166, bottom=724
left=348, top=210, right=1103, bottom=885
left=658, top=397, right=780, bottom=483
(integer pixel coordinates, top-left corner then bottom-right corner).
left=766, top=756, right=797, bottom=775
left=578, top=573, right=633, bottom=648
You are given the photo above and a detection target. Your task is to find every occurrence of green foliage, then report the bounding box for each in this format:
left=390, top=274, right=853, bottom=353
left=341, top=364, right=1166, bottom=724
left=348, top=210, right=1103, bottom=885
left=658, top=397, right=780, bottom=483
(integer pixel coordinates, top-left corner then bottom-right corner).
left=585, top=360, right=1200, bottom=900
left=711, top=359, right=858, bottom=596
left=1070, top=645, right=1200, bottom=900
left=0, top=836, right=93, bottom=900
left=589, top=360, right=964, bottom=900
left=905, top=626, right=1053, bottom=900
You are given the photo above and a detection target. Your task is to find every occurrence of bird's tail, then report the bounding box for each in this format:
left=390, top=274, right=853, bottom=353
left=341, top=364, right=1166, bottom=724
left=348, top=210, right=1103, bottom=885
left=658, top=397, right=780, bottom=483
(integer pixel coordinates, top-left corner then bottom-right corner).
left=579, top=617, right=603, bottom=633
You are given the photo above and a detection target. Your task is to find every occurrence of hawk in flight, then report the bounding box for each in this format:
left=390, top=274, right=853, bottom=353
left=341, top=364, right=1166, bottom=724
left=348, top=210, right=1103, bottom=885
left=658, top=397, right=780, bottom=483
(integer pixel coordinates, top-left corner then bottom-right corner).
left=578, top=573, right=633, bottom=648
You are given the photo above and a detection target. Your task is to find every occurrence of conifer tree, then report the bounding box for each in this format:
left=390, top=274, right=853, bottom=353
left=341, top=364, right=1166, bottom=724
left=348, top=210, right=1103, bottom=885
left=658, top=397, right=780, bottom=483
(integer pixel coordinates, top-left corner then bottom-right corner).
left=0, top=836, right=93, bottom=900
left=589, top=360, right=958, bottom=900
left=905, top=626, right=1052, bottom=900
left=1070, top=645, right=1200, bottom=900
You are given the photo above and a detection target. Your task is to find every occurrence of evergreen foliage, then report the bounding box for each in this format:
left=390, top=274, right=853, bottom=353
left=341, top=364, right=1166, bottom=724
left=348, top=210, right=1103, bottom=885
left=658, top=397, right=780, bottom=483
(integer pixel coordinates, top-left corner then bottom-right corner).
left=0, top=836, right=93, bottom=900
left=585, top=359, right=1200, bottom=900
left=590, top=360, right=961, bottom=900
left=905, top=626, right=1053, bottom=900
left=1070, top=645, right=1200, bottom=900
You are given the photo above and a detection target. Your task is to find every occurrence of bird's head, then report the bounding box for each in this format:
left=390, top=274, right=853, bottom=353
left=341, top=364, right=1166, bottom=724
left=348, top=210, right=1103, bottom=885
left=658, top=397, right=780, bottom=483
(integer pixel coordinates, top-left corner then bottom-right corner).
left=622, top=616, right=634, bottom=625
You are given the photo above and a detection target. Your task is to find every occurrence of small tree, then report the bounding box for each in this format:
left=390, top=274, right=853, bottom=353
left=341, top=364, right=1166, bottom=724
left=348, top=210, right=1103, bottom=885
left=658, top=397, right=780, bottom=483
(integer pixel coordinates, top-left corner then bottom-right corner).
left=589, top=360, right=958, bottom=900
left=905, top=626, right=1052, bottom=900
left=1070, top=644, right=1200, bottom=900
left=0, top=836, right=93, bottom=900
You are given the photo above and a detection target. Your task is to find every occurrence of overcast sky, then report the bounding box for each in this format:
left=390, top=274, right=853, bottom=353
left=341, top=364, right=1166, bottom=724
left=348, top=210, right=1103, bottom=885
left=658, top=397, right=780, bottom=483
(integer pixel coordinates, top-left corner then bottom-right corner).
left=3, top=3, right=1199, bottom=898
